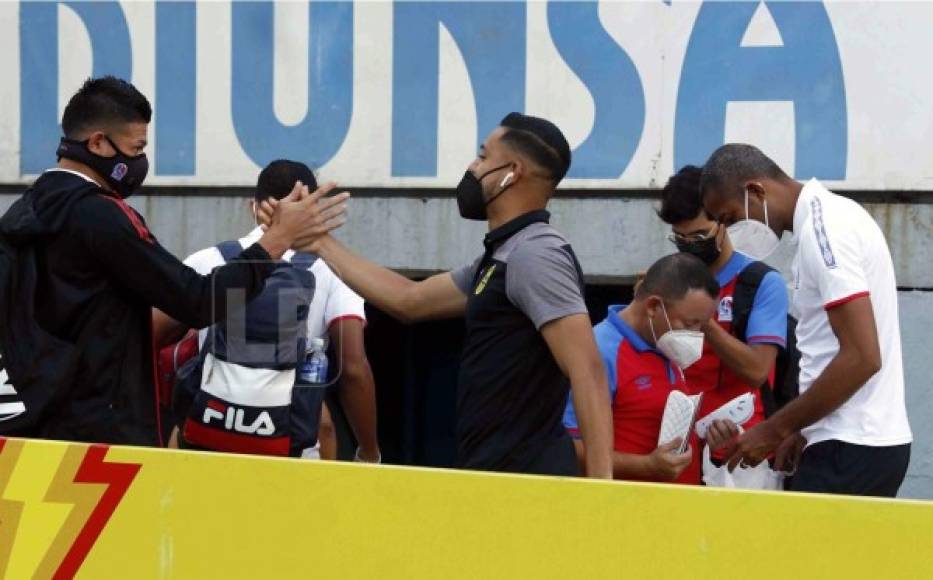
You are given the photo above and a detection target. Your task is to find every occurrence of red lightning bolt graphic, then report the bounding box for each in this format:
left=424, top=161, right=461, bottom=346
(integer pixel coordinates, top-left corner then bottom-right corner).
left=34, top=444, right=141, bottom=580
left=55, top=445, right=141, bottom=578
left=0, top=438, right=26, bottom=578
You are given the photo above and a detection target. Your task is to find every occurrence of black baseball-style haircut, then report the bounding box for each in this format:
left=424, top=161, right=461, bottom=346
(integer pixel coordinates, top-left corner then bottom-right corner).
left=700, top=143, right=790, bottom=201
left=499, top=112, right=572, bottom=184
left=657, top=165, right=705, bottom=225
left=61, top=76, right=152, bottom=138
left=636, top=253, right=720, bottom=302
left=256, top=159, right=318, bottom=203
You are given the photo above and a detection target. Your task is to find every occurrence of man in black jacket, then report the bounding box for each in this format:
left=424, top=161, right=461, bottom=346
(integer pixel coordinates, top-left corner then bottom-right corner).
left=0, top=76, right=346, bottom=446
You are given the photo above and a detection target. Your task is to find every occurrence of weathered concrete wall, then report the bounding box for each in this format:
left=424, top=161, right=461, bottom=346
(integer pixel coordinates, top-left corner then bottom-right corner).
left=2, top=194, right=930, bottom=285
left=896, top=292, right=933, bottom=499
left=0, top=192, right=929, bottom=498
left=119, top=195, right=933, bottom=287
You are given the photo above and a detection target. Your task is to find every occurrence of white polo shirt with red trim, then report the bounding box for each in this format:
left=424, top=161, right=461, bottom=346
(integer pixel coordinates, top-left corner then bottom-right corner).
left=184, top=227, right=366, bottom=344
left=791, top=179, right=911, bottom=447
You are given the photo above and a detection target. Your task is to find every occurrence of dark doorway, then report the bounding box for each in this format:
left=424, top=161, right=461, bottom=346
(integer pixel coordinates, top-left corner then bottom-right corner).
left=329, top=283, right=634, bottom=466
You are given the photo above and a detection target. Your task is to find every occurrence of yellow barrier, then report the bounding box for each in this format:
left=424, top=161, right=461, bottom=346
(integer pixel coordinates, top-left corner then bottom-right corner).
left=1, top=437, right=931, bottom=579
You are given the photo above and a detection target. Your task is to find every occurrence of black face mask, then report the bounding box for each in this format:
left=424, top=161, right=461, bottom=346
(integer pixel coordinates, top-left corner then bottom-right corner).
left=57, top=136, right=149, bottom=198
left=675, top=234, right=721, bottom=265
left=455, top=163, right=513, bottom=221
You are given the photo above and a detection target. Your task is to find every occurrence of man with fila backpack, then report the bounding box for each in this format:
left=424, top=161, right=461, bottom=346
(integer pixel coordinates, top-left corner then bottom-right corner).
left=155, top=161, right=379, bottom=461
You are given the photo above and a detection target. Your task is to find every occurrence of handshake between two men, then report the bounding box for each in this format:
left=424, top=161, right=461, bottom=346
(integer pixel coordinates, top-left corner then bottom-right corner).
left=256, top=181, right=350, bottom=259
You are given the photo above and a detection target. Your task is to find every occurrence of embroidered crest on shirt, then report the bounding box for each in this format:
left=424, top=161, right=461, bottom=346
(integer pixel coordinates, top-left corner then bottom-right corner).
left=474, top=264, right=497, bottom=295
left=810, top=197, right=837, bottom=269
left=718, top=296, right=733, bottom=322
left=635, top=375, right=652, bottom=390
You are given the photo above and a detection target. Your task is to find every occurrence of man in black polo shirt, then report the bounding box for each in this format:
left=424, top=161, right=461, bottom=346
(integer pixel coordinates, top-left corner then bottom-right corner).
left=262, top=113, right=613, bottom=477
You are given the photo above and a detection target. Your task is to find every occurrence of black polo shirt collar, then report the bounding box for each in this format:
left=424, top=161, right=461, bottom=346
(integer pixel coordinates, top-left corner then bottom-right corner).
left=483, top=210, right=551, bottom=249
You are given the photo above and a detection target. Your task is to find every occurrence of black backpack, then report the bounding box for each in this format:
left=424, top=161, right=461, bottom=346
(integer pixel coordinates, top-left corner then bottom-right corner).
left=0, top=180, right=121, bottom=436
left=0, top=225, right=81, bottom=434
left=730, top=261, right=800, bottom=417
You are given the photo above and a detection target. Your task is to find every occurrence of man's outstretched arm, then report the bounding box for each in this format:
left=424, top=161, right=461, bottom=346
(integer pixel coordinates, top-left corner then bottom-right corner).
left=260, top=197, right=468, bottom=323
left=313, top=235, right=467, bottom=323
left=542, top=314, right=613, bottom=479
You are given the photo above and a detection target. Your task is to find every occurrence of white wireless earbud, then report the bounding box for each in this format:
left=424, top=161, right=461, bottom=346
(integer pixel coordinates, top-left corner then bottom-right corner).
left=499, top=172, right=514, bottom=188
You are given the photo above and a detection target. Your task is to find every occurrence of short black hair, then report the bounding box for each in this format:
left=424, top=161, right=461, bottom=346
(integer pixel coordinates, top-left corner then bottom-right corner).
left=499, top=113, right=572, bottom=184
left=636, top=253, right=719, bottom=302
left=61, top=76, right=152, bottom=138
left=256, top=160, right=318, bottom=202
left=657, top=165, right=704, bottom=225
left=700, top=144, right=789, bottom=201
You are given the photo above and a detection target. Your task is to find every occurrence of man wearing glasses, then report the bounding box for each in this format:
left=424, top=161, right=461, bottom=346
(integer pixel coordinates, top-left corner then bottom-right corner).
left=656, top=166, right=789, bottom=474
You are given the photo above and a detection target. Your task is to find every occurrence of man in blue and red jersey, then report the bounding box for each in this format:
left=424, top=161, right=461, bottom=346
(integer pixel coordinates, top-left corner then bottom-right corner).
left=657, top=166, right=789, bottom=466
left=564, top=253, right=719, bottom=484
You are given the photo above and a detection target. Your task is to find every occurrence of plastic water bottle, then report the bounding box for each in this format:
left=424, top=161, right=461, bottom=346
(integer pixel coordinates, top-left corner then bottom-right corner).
left=298, top=337, right=328, bottom=385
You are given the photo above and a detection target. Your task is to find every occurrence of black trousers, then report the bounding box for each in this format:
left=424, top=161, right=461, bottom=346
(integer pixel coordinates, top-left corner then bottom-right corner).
left=791, top=439, right=911, bottom=497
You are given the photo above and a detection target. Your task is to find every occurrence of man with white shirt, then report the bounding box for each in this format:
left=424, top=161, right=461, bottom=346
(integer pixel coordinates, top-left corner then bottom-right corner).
left=701, top=143, right=912, bottom=497
left=157, top=160, right=380, bottom=462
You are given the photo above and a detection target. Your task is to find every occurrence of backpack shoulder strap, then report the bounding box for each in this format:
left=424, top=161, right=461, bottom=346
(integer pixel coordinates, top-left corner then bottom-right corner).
left=731, top=260, right=775, bottom=344
left=288, top=252, right=319, bottom=270
left=732, top=260, right=782, bottom=417
left=215, top=240, right=243, bottom=263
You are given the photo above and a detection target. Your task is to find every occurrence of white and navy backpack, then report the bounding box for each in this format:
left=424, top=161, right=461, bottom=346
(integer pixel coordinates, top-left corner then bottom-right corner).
left=174, top=241, right=325, bottom=457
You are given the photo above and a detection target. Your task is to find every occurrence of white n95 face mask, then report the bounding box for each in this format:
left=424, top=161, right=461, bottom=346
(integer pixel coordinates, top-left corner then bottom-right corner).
left=649, top=301, right=705, bottom=370
left=727, top=188, right=780, bottom=261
